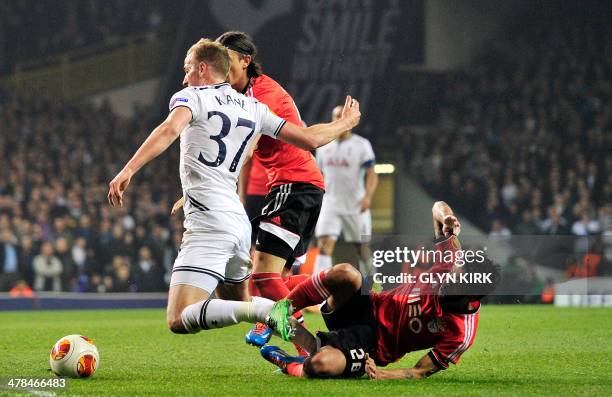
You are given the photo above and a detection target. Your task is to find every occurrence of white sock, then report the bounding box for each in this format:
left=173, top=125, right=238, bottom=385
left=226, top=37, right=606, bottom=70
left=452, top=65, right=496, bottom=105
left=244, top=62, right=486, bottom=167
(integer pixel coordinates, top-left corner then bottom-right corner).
left=314, top=254, right=332, bottom=274
left=180, top=297, right=274, bottom=333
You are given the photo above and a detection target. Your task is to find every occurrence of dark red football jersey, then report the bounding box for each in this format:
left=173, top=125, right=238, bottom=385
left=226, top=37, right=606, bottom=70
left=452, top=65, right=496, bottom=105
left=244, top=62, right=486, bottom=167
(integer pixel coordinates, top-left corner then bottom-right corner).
left=246, top=75, right=325, bottom=190
left=246, top=154, right=268, bottom=196
left=370, top=235, right=480, bottom=369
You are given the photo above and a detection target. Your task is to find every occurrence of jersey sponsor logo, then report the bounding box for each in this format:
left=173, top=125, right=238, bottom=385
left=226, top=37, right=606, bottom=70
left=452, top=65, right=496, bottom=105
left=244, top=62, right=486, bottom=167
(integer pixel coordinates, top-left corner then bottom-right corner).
left=325, top=157, right=350, bottom=167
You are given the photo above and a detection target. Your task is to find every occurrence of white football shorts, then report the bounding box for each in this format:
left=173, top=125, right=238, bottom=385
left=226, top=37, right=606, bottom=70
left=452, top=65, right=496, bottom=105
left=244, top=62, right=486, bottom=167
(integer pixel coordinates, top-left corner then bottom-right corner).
left=315, top=209, right=372, bottom=243
left=170, top=211, right=251, bottom=293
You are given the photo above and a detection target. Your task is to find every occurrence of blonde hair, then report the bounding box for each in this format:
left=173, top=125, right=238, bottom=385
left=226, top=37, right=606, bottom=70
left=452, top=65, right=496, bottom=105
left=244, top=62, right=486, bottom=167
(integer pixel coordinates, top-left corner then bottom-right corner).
left=187, top=38, right=230, bottom=79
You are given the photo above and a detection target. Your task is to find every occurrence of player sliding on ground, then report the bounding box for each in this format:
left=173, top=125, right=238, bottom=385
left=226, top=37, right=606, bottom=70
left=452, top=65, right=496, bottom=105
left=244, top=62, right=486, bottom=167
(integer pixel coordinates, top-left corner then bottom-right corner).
left=256, top=201, right=501, bottom=379
left=107, top=38, right=360, bottom=337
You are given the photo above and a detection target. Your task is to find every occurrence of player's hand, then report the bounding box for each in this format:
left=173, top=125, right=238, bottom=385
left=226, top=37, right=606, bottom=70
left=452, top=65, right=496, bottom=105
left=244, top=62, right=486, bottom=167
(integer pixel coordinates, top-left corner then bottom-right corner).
left=365, top=354, right=380, bottom=380
left=171, top=196, right=185, bottom=215
left=341, top=95, right=361, bottom=129
left=442, top=215, right=461, bottom=237
left=107, top=168, right=133, bottom=207
left=359, top=195, right=371, bottom=213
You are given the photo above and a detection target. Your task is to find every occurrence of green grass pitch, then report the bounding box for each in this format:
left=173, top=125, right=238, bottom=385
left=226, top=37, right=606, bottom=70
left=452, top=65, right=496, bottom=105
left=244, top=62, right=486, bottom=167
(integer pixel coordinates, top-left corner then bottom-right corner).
left=0, top=305, right=611, bottom=396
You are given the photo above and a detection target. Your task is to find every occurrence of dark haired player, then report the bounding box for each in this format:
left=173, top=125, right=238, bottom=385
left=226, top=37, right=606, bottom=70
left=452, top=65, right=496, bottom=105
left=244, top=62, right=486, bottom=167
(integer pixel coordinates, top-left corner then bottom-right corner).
left=172, top=31, right=327, bottom=355
left=259, top=201, right=501, bottom=379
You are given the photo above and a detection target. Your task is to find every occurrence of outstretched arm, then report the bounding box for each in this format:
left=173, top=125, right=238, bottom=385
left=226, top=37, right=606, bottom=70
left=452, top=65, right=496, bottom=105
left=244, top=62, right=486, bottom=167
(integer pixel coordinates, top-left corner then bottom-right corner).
left=432, top=201, right=461, bottom=239
left=365, top=353, right=441, bottom=380
left=277, top=96, right=360, bottom=151
left=108, top=107, right=191, bottom=207
left=360, top=166, right=379, bottom=212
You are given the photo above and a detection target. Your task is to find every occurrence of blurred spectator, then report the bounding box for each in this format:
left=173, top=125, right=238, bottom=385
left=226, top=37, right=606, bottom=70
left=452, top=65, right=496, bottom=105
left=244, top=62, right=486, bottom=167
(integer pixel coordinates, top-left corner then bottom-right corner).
left=541, top=207, right=569, bottom=236
left=9, top=279, right=35, bottom=298
left=134, top=246, right=163, bottom=292
left=0, top=228, right=21, bottom=290
left=603, top=224, right=612, bottom=274
left=55, top=237, right=76, bottom=290
left=33, top=242, right=63, bottom=292
left=514, top=210, right=539, bottom=235
left=113, top=262, right=135, bottom=293
left=71, top=237, right=88, bottom=275
left=18, top=236, right=36, bottom=285
left=489, top=219, right=512, bottom=241
left=571, top=213, right=600, bottom=236
left=540, top=278, right=555, bottom=304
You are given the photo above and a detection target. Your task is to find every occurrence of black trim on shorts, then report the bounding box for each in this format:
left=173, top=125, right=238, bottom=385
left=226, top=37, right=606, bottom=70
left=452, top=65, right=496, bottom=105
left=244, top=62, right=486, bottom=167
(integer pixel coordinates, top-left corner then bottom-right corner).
left=224, top=272, right=251, bottom=284
left=172, top=266, right=224, bottom=282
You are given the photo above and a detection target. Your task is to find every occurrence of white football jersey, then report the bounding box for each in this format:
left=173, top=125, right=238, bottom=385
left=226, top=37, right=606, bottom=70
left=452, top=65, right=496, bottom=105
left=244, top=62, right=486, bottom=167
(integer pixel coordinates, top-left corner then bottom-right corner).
left=316, top=134, right=375, bottom=214
left=168, top=83, right=286, bottom=227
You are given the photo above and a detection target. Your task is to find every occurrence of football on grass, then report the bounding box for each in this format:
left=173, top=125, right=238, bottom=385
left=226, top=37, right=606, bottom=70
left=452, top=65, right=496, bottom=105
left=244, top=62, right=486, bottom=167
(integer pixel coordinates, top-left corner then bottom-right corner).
left=50, top=335, right=99, bottom=378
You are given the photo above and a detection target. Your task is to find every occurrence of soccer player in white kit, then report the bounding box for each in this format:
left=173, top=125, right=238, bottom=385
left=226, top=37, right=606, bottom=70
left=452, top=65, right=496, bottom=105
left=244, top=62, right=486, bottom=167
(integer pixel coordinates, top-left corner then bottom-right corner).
left=314, top=105, right=378, bottom=277
left=107, top=39, right=361, bottom=336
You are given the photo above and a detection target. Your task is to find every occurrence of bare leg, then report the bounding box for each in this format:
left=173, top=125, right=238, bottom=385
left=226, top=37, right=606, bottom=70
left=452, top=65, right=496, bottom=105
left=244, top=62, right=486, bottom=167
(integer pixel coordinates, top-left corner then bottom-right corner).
left=215, top=280, right=250, bottom=301
left=166, top=284, right=210, bottom=333
left=291, top=321, right=318, bottom=355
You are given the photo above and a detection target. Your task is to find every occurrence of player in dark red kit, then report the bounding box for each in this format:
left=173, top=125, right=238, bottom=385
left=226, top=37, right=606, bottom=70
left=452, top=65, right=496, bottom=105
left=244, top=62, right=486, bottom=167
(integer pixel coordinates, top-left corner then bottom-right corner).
left=215, top=32, right=323, bottom=346
left=260, top=201, right=501, bottom=379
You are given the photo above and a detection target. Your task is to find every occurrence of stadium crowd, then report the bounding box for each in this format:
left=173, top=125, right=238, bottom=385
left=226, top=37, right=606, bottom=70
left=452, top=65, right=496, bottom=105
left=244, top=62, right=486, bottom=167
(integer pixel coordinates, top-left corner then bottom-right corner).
left=404, top=6, right=611, bottom=281
left=1, top=4, right=610, bottom=298
left=0, top=0, right=179, bottom=74
left=0, top=88, right=183, bottom=293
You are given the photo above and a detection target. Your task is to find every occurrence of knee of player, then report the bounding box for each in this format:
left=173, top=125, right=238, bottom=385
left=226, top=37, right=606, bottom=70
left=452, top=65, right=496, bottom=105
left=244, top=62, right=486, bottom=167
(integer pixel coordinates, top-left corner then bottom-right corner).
left=167, top=315, right=188, bottom=334
left=329, top=263, right=361, bottom=288
left=304, top=352, right=343, bottom=377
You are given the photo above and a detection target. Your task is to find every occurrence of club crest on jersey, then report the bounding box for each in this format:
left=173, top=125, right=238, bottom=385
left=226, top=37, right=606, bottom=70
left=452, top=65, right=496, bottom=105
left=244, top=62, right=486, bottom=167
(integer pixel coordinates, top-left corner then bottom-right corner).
left=428, top=317, right=447, bottom=333
left=326, top=158, right=350, bottom=167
